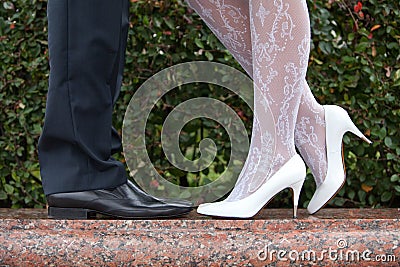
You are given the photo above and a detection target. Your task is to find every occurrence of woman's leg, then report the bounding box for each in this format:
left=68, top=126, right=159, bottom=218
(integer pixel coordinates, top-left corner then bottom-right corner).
left=247, top=0, right=310, bottom=176
left=186, top=0, right=253, bottom=76
left=295, top=82, right=327, bottom=187
left=188, top=0, right=309, bottom=209
left=186, top=0, right=327, bottom=187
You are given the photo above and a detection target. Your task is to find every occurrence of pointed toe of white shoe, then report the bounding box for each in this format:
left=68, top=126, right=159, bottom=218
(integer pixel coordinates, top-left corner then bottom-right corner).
left=197, top=154, right=306, bottom=218
left=197, top=202, right=224, bottom=217
left=197, top=201, right=252, bottom=218
left=307, top=174, right=344, bottom=214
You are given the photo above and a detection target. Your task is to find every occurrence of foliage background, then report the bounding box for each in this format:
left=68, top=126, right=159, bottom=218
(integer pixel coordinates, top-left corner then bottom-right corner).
left=0, top=0, right=399, bottom=208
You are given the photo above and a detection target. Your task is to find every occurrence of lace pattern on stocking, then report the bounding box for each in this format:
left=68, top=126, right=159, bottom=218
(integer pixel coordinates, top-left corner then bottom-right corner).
left=187, top=0, right=327, bottom=199
left=227, top=0, right=311, bottom=201
left=186, top=0, right=253, bottom=75
left=295, top=83, right=327, bottom=187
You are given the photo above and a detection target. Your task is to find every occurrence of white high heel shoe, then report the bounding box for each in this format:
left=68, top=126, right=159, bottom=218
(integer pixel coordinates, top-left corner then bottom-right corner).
left=307, top=105, right=372, bottom=214
left=197, top=154, right=306, bottom=218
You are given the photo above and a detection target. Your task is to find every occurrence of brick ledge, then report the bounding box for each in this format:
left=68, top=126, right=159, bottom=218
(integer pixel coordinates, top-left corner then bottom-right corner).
left=0, top=208, right=398, bottom=266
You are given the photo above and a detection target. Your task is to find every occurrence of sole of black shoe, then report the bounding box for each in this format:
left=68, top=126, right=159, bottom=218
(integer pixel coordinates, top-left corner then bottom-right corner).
left=48, top=206, right=192, bottom=219
left=48, top=207, right=98, bottom=219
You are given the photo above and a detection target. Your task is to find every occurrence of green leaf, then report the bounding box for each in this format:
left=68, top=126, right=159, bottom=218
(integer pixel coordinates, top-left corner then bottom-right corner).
left=384, top=137, right=393, bottom=148
left=194, top=38, right=204, bottom=49
left=355, top=42, right=369, bottom=52
left=4, top=184, right=14, bottom=194
left=390, top=174, right=399, bottom=182
left=205, top=51, right=214, bottom=61
left=381, top=191, right=392, bottom=202
left=0, top=191, right=7, bottom=200
left=393, top=69, right=400, bottom=82
left=348, top=190, right=355, bottom=200
left=358, top=190, right=367, bottom=203
left=378, top=127, right=387, bottom=139
left=334, top=198, right=346, bottom=206
left=368, top=195, right=376, bottom=206
left=30, top=170, right=41, bottom=179
left=163, top=18, right=175, bottom=30
left=11, top=171, right=20, bottom=183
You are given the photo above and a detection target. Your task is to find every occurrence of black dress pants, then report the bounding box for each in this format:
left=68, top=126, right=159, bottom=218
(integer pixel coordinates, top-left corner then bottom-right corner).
left=38, top=0, right=130, bottom=195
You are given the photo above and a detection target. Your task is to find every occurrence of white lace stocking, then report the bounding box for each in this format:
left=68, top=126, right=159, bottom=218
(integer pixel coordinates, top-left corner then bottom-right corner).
left=295, top=82, right=327, bottom=187
left=186, top=0, right=328, bottom=198
left=186, top=0, right=253, bottom=76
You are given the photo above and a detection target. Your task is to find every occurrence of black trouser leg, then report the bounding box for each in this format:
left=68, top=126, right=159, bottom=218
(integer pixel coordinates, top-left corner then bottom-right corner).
left=38, top=0, right=130, bottom=195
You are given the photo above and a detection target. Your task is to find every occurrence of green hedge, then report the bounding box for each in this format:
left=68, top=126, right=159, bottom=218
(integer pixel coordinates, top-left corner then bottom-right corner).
left=0, top=0, right=399, bottom=208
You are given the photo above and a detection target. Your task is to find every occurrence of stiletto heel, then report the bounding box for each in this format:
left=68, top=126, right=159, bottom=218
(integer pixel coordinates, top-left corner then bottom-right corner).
left=307, top=105, right=372, bottom=214
left=347, top=122, right=372, bottom=144
left=290, top=179, right=304, bottom=218
left=340, top=106, right=372, bottom=144
left=197, top=155, right=306, bottom=218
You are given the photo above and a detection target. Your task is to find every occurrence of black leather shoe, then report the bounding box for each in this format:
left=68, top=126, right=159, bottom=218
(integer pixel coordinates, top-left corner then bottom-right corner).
left=47, top=183, right=192, bottom=219
left=126, top=180, right=193, bottom=208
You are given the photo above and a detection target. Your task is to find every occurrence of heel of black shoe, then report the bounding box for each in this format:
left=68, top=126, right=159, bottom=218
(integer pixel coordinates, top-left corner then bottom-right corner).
left=48, top=207, right=96, bottom=219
